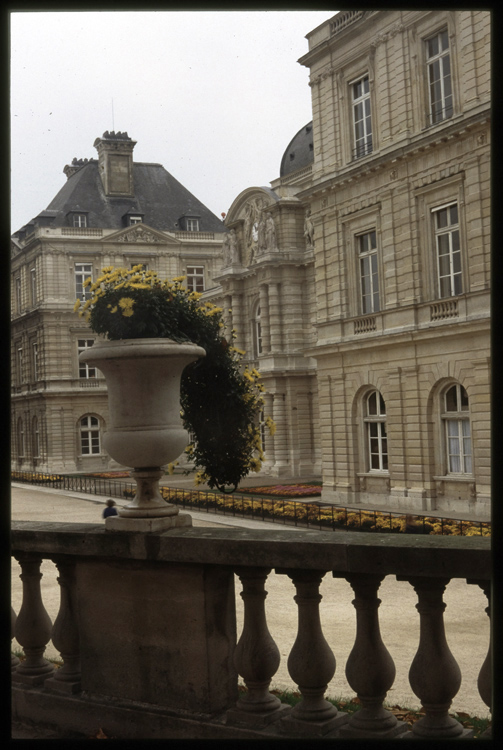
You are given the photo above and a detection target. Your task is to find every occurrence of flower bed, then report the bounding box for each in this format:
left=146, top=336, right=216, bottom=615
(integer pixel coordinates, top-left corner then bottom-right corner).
left=159, top=487, right=490, bottom=536
left=85, top=471, right=131, bottom=479
left=242, top=484, right=322, bottom=498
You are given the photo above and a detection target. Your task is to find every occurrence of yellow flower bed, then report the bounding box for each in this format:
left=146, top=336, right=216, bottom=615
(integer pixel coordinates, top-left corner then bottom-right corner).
left=159, top=487, right=490, bottom=536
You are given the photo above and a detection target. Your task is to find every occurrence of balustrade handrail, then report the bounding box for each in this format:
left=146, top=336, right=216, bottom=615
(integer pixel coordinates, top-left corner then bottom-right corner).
left=11, top=471, right=490, bottom=537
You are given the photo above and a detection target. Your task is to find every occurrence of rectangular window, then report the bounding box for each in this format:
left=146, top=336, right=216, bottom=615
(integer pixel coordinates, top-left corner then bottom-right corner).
left=75, top=263, right=93, bottom=301
left=433, top=203, right=462, bottom=298
left=426, top=29, right=452, bottom=124
left=368, top=421, right=388, bottom=471
left=16, top=277, right=22, bottom=313
left=17, top=347, right=23, bottom=385
left=186, top=266, right=205, bottom=293
left=32, top=342, right=38, bottom=381
left=78, top=339, right=97, bottom=378
left=446, top=419, right=472, bottom=473
left=358, top=230, right=380, bottom=313
left=186, top=218, right=200, bottom=232
left=129, top=216, right=142, bottom=225
left=73, top=214, right=87, bottom=227
left=30, top=268, right=36, bottom=305
left=352, top=75, right=372, bottom=159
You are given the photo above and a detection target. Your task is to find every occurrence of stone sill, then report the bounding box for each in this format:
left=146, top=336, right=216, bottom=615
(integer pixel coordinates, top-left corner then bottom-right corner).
left=11, top=521, right=490, bottom=579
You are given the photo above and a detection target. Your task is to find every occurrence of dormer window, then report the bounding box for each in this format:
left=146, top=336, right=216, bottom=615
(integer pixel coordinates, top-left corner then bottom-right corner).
left=67, top=210, right=89, bottom=228
left=129, top=216, right=143, bottom=225
left=179, top=214, right=201, bottom=232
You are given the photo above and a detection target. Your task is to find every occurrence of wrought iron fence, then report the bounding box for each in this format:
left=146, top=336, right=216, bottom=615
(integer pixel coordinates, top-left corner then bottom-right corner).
left=11, top=471, right=490, bottom=537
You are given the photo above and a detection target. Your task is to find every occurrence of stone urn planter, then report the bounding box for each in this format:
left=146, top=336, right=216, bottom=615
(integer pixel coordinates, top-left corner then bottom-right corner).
left=79, top=338, right=205, bottom=531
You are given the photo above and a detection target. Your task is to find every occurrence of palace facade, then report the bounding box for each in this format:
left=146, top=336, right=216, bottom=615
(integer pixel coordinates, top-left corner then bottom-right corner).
left=11, top=10, right=490, bottom=515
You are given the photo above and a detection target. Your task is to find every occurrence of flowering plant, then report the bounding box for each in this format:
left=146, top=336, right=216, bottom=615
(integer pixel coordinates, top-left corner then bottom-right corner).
left=73, top=266, right=274, bottom=491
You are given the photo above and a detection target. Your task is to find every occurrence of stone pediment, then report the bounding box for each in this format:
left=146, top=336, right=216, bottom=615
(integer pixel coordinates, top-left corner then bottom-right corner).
left=106, top=224, right=180, bottom=245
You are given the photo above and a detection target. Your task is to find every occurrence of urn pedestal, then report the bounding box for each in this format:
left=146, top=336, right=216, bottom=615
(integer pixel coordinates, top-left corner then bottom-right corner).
left=79, top=338, right=205, bottom=532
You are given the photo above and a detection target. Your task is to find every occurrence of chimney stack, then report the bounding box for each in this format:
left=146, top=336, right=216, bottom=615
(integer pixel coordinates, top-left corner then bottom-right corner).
left=93, top=131, right=137, bottom=197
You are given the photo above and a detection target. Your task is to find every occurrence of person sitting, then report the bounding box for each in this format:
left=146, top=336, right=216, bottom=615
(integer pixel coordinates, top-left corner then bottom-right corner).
left=103, top=499, right=118, bottom=519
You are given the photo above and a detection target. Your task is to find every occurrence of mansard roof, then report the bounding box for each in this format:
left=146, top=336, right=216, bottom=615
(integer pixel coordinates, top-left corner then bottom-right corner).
left=13, top=155, right=226, bottom=236
left=280, top=122, right=314, bottom=178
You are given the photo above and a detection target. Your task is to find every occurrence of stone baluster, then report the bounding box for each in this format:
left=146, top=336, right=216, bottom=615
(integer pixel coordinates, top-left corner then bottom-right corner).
left=401, top=576, right=473, bottom=739
left=227, top=567, right=289, bottom=728
left=44, top=558, right=81, bottom=693
left=11, top=606, right=20, bottom=671
left=337, top=573, right=408, bottom=738
left=12, top=554, right=55, bottom=684
left=279, top=570, right=347, bottom=737
left=467, top=578, right=492, bottom=725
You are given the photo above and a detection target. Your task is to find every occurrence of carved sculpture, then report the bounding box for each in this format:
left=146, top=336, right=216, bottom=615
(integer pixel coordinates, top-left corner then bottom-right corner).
left=304, top=210, right=314, bottom=248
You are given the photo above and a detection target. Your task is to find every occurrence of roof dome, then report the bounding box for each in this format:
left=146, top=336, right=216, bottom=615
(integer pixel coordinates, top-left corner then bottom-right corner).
left=280, top=122, right=314, bottom=178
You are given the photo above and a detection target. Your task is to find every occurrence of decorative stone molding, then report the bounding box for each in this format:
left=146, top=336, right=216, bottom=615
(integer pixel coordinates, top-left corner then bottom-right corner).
left=116, top=227, right=161, bottom=243
left=371, top=22, right=405, bottom=47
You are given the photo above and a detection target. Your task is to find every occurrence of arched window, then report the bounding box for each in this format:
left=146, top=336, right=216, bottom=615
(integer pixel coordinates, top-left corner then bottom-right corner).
left=253, top=303, right=262, bottom=357
left=442, top=384, right=472, bottom=474
left=80, top=415, right=101, bottom=455
left=32, top=416, right=40, bottom=458
left=364, top=390, right=388, bottom=471
left=17, top=417, right=25, bottom=458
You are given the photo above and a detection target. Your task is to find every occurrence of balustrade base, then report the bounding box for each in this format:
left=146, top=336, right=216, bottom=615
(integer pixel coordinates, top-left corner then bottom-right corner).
left=226, top=702, right=291, bottom=729
left=280, top=710, right=348, bottom=737
left=405, top=727, right=474, bottom=740
left=44, top=676, right=82, bottom=695
left=12, top=665, right=55, bottom=686
left=105, top=513, right=192, bottom=532
left=339, top=719, right=409, bottom=739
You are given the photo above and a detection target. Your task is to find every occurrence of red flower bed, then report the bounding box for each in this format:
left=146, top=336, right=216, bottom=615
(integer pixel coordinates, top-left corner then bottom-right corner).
left=242, top=484, right=322, bottom=498
left=85, top=471, right=131, bottom=478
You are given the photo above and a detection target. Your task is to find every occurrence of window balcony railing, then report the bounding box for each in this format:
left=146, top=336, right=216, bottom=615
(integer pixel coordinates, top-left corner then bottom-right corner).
left=430, top=299, right=459, bottom=321
left=11, top=519, right=491, bottom=739
left=354, top=315, right=377, bottom=334
left=352, top=140, right=373, bottom=160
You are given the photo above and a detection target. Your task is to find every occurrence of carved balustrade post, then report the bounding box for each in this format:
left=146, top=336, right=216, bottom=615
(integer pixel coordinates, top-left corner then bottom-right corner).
left=227, top=567, right=290, bottom=727
left=12, top=554, right=55, bottom=685
left=336, top=573, right=408, bottom=738
left=400, top=576, right=473, bottom=739
left=11, top=606, right=20, bottom=671
left=467, top=578, right=492, bottom=734
left=44, top=558, right=81, bottom=693
left=279, top=569, right=348, bottom=737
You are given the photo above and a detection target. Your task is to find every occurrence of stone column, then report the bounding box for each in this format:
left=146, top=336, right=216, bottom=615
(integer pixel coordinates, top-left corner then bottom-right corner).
left=223, top=294, right=233, bottom=340
left=401, top=576, right=473, bottom=739
left=227, top=567, right=290, bottom=728
left=337, top=573, right=408, bottom=738
left=268, top=283, right=282, bottom=352
left=272, top=392, right=289, bottom=473
left=44, top=558, right=81, bottom=693
left=262, top=392, right=275, bottom=467
left=231, top=293, right=244, bottom=353
left=258, top=284, right=270, bottom=353
left=12, top=554, right=55, bottom=685
left=279, top=570, right=347, bottom=737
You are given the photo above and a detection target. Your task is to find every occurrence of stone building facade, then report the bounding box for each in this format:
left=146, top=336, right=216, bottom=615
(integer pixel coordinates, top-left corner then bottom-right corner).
left=11, top=11, right=491, bottom=515
left=11, top=131, right=227, bottom=473
left=211, top=9, right=491, bottom=514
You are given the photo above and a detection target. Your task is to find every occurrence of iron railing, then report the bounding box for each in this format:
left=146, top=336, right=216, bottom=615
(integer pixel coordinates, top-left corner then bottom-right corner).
left=11, top=471, right=490, bottom=537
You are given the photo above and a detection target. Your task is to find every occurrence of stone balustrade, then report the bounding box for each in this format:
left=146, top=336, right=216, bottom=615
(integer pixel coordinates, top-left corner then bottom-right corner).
left=11, top=521, right=491, bottom=740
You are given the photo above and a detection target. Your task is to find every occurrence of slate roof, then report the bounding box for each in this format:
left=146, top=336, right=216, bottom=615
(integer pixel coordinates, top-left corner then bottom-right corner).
left=13, top=158, right=226, bottom=236
left=279, top=122, right=314, bottom=178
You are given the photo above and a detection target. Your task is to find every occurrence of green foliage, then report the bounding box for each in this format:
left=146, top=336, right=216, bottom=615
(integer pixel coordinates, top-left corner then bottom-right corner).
left=73, top=266, right=273, bottom=492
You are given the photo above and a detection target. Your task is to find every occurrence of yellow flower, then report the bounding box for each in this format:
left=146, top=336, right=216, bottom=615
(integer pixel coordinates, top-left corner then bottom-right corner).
left=118, top=297, right=135, bottom=309
left=110, top=306, right=118, bottom=314
left=167, top=461, right=179, bottom=475
left=122, top=308, right=134, bottom=317
left=83, top=277, right=92, bottom=288
left=173, top=275, right=186, bottom=283
left=230, top=346, right=246, bottom=356
left=127, top=282, right=151, bottom=289
left=73, top=299, right=81, bottom=312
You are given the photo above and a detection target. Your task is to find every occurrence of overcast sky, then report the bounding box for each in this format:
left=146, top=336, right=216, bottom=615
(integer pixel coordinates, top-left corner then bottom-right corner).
left=10, top=9, right=338, bottom=233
